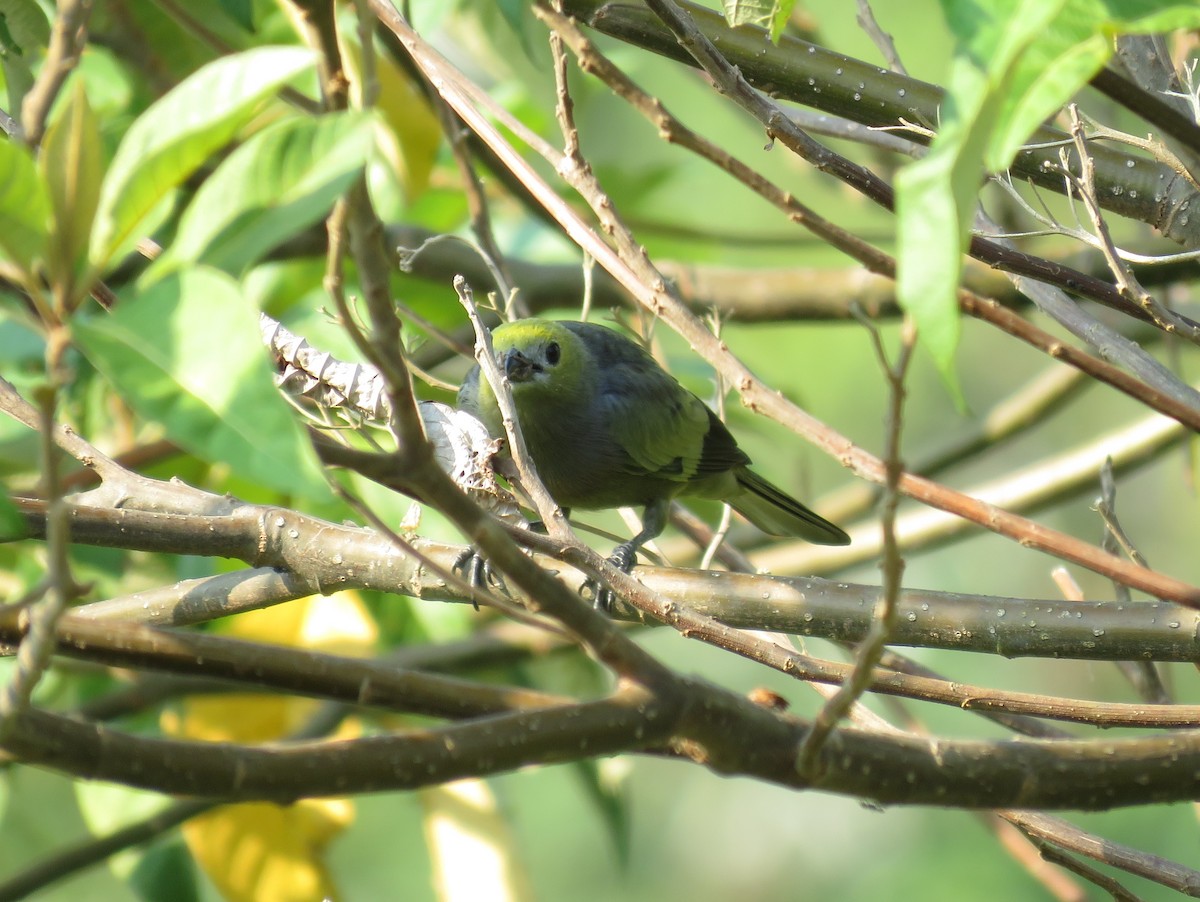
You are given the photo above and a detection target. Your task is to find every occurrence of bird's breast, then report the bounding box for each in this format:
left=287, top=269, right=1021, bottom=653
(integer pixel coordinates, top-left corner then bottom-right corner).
left=514, top=396, right=674, bottom=509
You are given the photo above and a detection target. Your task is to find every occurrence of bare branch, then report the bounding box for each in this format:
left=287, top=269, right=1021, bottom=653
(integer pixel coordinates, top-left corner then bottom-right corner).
left=19, top=0, right=91, bottom=146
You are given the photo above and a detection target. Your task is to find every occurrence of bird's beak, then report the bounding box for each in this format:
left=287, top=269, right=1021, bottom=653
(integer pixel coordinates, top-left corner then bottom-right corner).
left=501, top=348, right=537, bottom=383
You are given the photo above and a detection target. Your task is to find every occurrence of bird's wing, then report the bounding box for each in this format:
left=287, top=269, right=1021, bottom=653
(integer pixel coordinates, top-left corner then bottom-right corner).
left=571, top=324, right=748, bottom=483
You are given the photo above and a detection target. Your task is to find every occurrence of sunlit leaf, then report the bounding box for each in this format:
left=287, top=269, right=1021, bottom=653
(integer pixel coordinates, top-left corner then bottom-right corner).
left=154, top=111, right=375, bottom=279
left=420, top=779, right=531, bottom=902
left=183, top=801, right=353, bottom=902
left=72, top=43, right=135, bottom=119
left=723, top=0, right=795, bottom=41
left=89, top=45, right=315, bottom=271
left=181, top=592, right=378, bottom=743
left=75, top=782, right=176, bottom=887
left=0, top=0, right=50, bottom=52
left=769, top=0, right=796, bottom=40
left=985, top=0, right=1200, bottom=169
left=72, top=267, right=329, bottom=498
left=898, top=0, right=1200, bottom=388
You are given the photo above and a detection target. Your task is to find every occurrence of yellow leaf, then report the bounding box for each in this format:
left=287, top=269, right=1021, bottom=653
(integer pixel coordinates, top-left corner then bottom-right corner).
left=221, top=589, right=378, bottom=656
left=164, top=592, right=377, bottom=901
left=170, top=591, right=377, bottom=741
left=296, top=590, right=379, bottom=658
left=182, top=799, right=353, bottom=902
left=341, top=30, right=441, bottom=200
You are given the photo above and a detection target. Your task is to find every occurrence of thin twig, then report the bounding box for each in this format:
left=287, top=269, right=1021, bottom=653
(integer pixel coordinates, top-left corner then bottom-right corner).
left=1028, top=839, right=1144, bottom=902
left=990, top=170, right=1200, bottom=264
left=0, top=386, right=76, bottom=742
left=0, top=800, right=216, bottom=902
left=0, top=105, right=21, bottom=140
left=150, top=0, right=320, bottom=113
left=433, top=101, right=519, bottom=314
left=12, top=483, right=1200, bottom=665
left=1006, top=810, right=1200, bottom=897
left=698, top=311, right=734, bottom=571
left=456, top=277, right=568, bottom=539
left=982, top=814, right=1086, bottom=902
left=328, top=474, right=564, bottom=634
left=633, top=0, right=1200, bottom=336
left=796, top=315, right=914, bottom=774
left=1064, top=105, right=1200, bottom=342
left=854, top=0, right=906, bottom=76
left=540, top=5, right=1200, bottom=435
left=816, top=362, right=1087, bottom=526
left=1096, top=457, right=1169, bottom=704
left=19, top=0, right=92, bottom=146
left=753, top=387, right=1185, bottom=578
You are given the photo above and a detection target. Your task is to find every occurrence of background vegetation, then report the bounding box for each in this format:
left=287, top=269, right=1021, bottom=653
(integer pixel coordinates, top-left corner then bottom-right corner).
left=2, top=0, right=1200, bottom=899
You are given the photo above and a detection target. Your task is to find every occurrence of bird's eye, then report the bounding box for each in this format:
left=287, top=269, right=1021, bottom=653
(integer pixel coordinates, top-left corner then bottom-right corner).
left=545, top=341, right=561, bottom=365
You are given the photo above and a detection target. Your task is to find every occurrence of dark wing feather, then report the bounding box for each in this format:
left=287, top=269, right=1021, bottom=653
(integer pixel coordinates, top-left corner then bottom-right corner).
left=697, top=406, right=750, bottom=474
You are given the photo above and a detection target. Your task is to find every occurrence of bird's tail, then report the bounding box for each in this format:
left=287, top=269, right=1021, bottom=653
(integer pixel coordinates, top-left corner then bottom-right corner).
left=729, top=468, right=850, bottom=545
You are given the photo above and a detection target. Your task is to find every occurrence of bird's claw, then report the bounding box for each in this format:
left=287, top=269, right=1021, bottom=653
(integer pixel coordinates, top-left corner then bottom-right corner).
left=580, top=542, right=638, bottom=613
left=452, top=547, right=510, bottom=608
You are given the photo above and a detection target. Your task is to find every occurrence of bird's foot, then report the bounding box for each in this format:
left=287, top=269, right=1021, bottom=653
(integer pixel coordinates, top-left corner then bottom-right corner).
left=452, top=547, right=509, bottom=609
left=580, top=542, right=639, bottom=613
left=452, top=519, right=550, bottom=608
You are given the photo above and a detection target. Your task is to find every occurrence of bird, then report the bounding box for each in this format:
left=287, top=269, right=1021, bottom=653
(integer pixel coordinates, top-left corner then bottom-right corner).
left=457, top=318, right=849, bottom=602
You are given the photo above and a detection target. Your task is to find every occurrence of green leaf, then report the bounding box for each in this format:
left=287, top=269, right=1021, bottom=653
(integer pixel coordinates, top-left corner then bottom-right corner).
left=0, top=0, right=49, bottom=53
left=723, top=0, right=794, bottom=39
left=217, top=0, right=255, bottom=31
left=0, top=0, right=50, bottom=111
left=895, top=152, right=965, bottom=394
left=0, top=137, right=50, bottom=280
left=1091, top=0, right=1200, bottom=29
left=939, top=0, right=1200, bottom=177
left=89, top=45, right=315, bottom=271
left=153, top=111, right=375, bottom=279
left=988, top=34, right=1107, bottom=169
left=898, top=0, right=1200, bottom=388
left=75, top=781, right=172, bottom=858
left=73, top=268, right=329, bottom=498
left=0, top=491, right=25, bottom=540
left=991, top=0, right=1200, bottom=168
left=73, top=44, right=135, bottom=119
left=130, top=840, right=201, bottom=902
left=40, top=78, right=103, bottom=300
left=895, top=0, right=1066, bottom=390
left=770, top=0, right=796, bottom=41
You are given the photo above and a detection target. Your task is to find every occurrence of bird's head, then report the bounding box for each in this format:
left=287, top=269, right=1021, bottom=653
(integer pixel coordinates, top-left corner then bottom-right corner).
left=490, top=319, right=589, bottom=400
